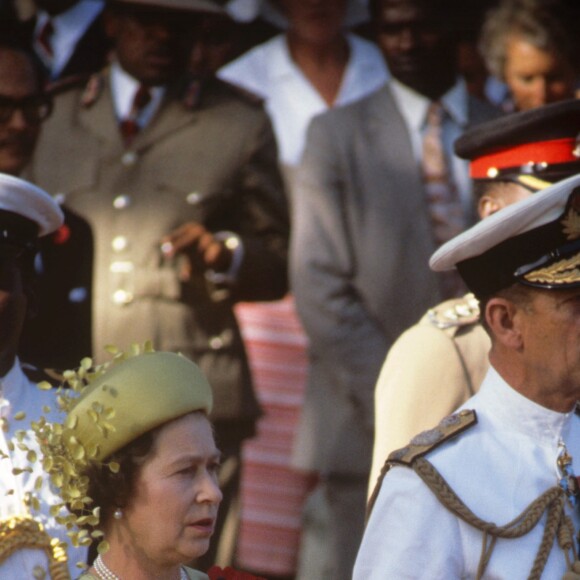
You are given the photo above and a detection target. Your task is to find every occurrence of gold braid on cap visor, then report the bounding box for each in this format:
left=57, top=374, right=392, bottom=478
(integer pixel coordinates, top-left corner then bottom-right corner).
left=520, top=206, right=580, bottom=286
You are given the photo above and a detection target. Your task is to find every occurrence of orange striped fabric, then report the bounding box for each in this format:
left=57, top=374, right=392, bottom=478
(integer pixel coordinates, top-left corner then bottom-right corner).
left=234, top=295, right=314, bottom=576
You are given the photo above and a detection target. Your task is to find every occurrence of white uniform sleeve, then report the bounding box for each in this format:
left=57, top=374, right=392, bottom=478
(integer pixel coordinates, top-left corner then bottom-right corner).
left=354, top=465, right=465, bottom=579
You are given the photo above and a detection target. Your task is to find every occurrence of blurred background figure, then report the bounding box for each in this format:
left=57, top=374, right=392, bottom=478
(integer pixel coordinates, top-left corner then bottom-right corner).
left=479, top=0, right=580, bottom=111
left=189, top=1, right=281, bottom=81
left=289, top=0, right=499, bottom=577
left=454, top=0, right=495, bottom=103
left=219, top=0, right=388, bottom=179
left=217, top=1, right=387, bottom=578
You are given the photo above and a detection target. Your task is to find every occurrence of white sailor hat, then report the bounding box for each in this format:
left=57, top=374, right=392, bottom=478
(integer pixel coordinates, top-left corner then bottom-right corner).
left=0, top=173, right=63, bottom=248
left=430, top=173, right=580, bottom=298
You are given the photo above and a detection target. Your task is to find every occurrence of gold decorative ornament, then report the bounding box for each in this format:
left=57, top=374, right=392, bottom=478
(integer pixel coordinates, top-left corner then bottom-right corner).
left=561, top=207, right=580, bottom=241
left=0, top=515, right=69, bottom=580
left=523, top=254, right=580, bottom=285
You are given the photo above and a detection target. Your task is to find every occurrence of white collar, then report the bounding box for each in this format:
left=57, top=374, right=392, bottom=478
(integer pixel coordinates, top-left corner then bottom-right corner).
left=35, top=0, right=104, bottom=77
left=476, top=366, right=576, bottom=445
left=36, top=0, right=103, bottom=41
left=268, top=33, right=370, bottom=82
left=389, top=77, right=469, bottom=132
left=110, top=62, right=165, bottom=124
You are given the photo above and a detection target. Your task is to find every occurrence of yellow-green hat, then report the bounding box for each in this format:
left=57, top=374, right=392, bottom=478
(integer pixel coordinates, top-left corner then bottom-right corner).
left=67, top=351, right=213, bottom=461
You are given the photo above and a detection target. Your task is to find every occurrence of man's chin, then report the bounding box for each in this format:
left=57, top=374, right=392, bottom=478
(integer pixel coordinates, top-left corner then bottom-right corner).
left=139, top=61, right=183, bottom=87
left=0, top=154, right=28, bottom=177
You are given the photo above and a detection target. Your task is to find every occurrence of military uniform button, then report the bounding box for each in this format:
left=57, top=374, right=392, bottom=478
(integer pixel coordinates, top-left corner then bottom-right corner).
left=121, top=151, right=137, bottom=166
left=112, top=289, right=133, bottom=305
left=110, top=260, right=133, bottom=273
left=113, top=195, right=131, bottom=209
left=112, top=236, right=128, bottom=252
left=186, top=192, right=202, bottom=205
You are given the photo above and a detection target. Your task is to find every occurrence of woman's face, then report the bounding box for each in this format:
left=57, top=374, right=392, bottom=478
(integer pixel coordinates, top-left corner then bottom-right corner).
left=504, top=36, right=576, bottom=111
left=282, top=0, right=348, bottom=44
left=122, top=413, right=222, bottom=566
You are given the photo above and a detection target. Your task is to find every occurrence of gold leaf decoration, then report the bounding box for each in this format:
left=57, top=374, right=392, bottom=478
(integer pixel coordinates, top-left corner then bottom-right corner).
left=523, top=253, right=580, bottom=284
left=561, top=207, right=580, bottom=240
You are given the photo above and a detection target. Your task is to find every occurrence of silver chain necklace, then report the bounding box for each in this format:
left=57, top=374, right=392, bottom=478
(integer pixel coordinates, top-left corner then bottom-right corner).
left=93, top=555, right=189, bottom=580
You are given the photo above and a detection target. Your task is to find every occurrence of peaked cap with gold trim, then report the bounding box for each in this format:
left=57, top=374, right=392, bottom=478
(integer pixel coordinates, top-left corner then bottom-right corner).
left=455, top=99, right=580, bottom=191
left=430, top=174, right=580, bottom=298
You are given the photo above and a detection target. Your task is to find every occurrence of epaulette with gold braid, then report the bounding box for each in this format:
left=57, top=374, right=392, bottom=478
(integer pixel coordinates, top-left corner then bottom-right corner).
left=367, top=410, right=477, bottom=519
left=427, top=294, right=480, bottom=330
left=388, top=409, right=477, bottom=466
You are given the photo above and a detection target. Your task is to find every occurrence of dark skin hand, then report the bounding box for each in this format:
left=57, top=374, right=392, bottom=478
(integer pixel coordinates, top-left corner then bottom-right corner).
left=160, top=222, right=234, bottom=280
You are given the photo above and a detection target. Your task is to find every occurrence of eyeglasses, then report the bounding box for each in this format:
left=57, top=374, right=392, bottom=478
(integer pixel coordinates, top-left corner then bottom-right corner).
left=0, top=94, right=53, bottom=125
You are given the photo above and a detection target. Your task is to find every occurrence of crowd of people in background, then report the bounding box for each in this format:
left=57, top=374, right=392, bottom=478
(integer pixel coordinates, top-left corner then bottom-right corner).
left=1, top=0, right=580, bottom=578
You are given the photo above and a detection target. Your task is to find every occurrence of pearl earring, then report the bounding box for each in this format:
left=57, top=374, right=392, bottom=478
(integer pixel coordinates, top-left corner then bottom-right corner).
left=113, top=508, right=123, bottom=520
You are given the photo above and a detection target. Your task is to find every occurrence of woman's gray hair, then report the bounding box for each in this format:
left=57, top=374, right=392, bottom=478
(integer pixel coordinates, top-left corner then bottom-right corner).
left=479, top=0, right=579, bottom=80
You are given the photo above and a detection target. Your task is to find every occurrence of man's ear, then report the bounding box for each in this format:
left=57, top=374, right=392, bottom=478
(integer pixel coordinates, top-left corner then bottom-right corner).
left=485, top=297, right=523, bottom=350
left=478, top=195, right=504, bottom=219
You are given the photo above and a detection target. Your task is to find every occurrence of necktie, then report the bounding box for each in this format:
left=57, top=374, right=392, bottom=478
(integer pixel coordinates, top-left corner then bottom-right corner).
left=36, top=18, right=54, bottom=65
left=119, top=85, right=152, bottom=147
left=422, top=102, right=466, bottom=297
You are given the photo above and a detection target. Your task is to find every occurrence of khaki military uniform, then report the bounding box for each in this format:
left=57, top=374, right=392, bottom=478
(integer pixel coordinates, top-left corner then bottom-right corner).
left=369, top=294, right=491, bottom=492
left=28, top=71, right=289, bottom=431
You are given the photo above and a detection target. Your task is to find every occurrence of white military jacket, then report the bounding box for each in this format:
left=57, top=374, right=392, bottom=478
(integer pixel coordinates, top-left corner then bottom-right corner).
left=0, top=360, right=87, bottom=576
left=355, top=367, right=580, bottom=579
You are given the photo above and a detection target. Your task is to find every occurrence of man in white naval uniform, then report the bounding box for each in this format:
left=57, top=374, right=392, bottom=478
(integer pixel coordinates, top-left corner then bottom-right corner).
left=0, top=174, right=86, bottom=576
left=355, top=174, right=580, bottom=579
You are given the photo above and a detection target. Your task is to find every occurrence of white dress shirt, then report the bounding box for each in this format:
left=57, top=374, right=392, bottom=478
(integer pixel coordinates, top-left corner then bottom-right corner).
left=218, top=33, right=389, bottom=166
left=110, top=62, right=165, bottom=127
left=354, top=366, right=580, bottom=579
left=0, top=360, right=87, bottom=577
left=34, top=0, right=104, bottom=79
left=389, top=77, right=472, bottom=214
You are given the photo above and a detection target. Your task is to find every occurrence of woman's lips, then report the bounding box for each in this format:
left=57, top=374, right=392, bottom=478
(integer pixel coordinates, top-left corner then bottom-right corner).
left=188, top=517, right=215, bottom=534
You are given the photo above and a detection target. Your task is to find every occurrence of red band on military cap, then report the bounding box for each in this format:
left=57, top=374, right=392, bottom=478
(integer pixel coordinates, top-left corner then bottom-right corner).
left=470, top=138, right=579, bottom=179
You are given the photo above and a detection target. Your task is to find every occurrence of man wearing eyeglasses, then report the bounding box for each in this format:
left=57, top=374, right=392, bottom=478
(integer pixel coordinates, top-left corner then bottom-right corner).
left=0, top=38, right=93, bottom=372
left=0, top=47, right=51, bottom=175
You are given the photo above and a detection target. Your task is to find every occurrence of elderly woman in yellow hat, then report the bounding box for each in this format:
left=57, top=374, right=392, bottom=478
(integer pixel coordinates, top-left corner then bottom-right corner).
left=33, top=348, right=222, bottom=580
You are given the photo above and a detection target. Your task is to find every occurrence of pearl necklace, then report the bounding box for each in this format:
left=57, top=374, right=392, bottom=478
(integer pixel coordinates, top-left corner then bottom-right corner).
left=93, top=555, right=189, bottom=580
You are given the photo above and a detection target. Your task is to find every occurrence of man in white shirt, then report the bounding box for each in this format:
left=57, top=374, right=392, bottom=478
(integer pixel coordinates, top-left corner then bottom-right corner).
left=290, top=0, right=498, bottom=576
left=369, top=98, right=580, bottom=491
left=356, top=174, right=580, bottom=578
